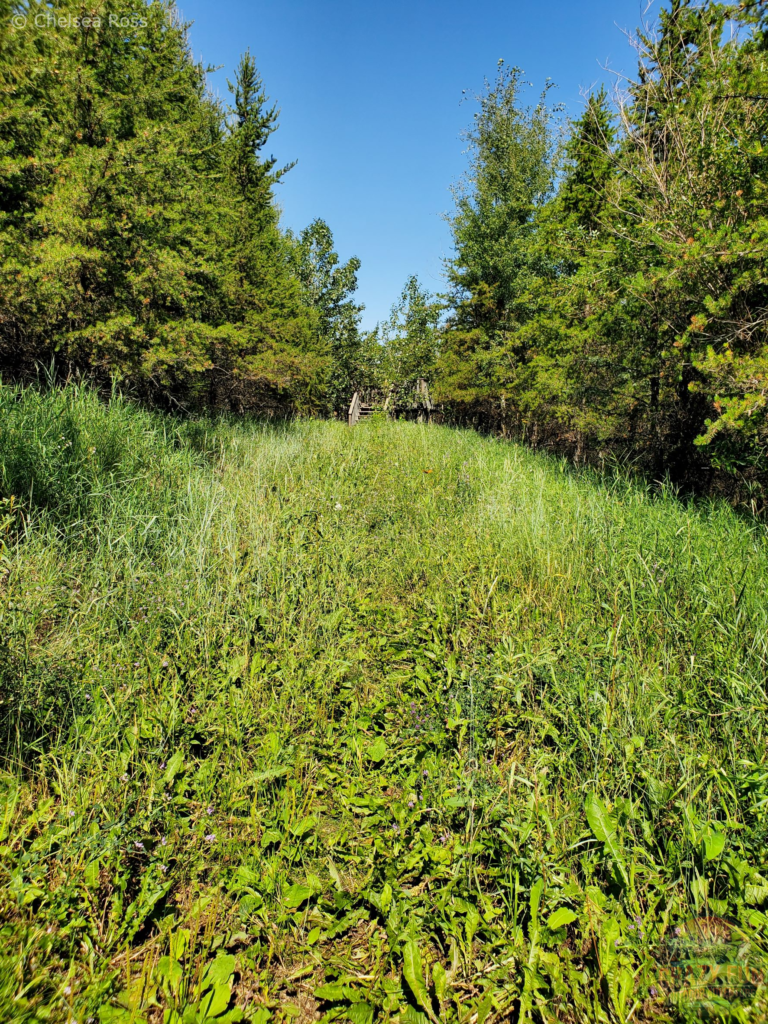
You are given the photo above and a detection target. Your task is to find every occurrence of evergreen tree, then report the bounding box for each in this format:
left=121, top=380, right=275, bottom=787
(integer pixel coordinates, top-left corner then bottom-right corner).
left=446, top=63, right=560, bottom=338
left=436, top=1, right=768, bottom=491
left=288, top=220, right=364, bottom=412
left=437, top=63, right=561, bottom=412
left=227, top=50, right=290, bottom=211
left=0, top=1, right=327, bottom=412
left=560, top=88, right=615, bottom=233
left=378, top=276, right=441, bottom=402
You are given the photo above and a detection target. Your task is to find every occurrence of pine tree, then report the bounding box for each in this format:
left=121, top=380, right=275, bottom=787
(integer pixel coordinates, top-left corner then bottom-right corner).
left=0, top=1, right=327, bottom=412
left=227, top=51, right=292, bottom=212
left=379, top=276, right=441, bottom=401
left=288, top=219, right=364, bottom=412
left=560, top=88, right=615, bottom=233
left=446, top=63, right=560, bottom=338
left=437, top=63, right=561, bottom=410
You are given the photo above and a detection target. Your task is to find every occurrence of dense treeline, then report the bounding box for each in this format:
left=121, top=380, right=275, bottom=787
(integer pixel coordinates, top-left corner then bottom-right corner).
left=4, top=0, right=768, bottom=501
left=0, top=0, right=366, bottom=413
left=427, top=0, right=768, bottom=503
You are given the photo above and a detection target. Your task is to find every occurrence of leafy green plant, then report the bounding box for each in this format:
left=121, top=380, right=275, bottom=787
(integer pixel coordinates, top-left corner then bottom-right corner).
left=1, top=384, right=768, bottom=1021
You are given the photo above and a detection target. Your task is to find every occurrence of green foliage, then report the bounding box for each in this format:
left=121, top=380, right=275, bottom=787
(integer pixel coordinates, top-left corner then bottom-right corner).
left=559, top=87, right=615, bottom=233
left=0, top=1, right=333, bottom=412
left=287, top=219, right=365, bottom=413
left=447, top=62, right=561, bottom=331
left=2, top=382, right=768, bottom=1021
left=436, top=62, right=562, bottom=413
left=375, top=275, right=441, bottom=402
left=436, top=3, right=768, bottom=503
left=226, top=49, right=289, bottom=209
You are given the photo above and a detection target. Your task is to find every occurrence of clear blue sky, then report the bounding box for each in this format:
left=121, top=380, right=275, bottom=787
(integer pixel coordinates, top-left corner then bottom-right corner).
left=179, top=0, right=649, bottom=329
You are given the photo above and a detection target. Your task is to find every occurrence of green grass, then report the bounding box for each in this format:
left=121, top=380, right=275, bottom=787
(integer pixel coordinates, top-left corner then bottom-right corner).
left=2, top=383, right=768, bottom=1024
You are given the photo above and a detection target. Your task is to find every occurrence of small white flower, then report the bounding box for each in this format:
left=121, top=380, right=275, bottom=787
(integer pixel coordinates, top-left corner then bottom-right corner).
left=334, top=502, right=342, bottom=510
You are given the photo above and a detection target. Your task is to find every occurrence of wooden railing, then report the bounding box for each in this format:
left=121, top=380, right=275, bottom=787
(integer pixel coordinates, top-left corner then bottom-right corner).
left=348, top=391, right=361, bottom=427
left=415, top=378, right=433, bottom=412
left=348, top=382, right=434, bottom=425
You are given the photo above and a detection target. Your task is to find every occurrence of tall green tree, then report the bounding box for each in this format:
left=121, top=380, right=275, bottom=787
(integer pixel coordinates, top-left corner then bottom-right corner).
left=446, top=63, right=560, bottom=335
left=227, top=49, right=291, bottom=211
left=436, top=63, right=561, bottom=411
left=600, top=0, right=768, bottom=475
left=437, top=1, right=768, bottom=495
left=0, top=1, right=325, bottom=412
left=559, top=87, right=615, bottom=233
left=378, top=275, right=441, bottom=402
left=287, top=219, right=364, bottom=412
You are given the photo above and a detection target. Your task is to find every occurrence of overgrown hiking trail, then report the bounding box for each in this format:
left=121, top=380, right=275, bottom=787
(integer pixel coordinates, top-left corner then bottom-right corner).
left=2, top=385, right=768, bottom=1023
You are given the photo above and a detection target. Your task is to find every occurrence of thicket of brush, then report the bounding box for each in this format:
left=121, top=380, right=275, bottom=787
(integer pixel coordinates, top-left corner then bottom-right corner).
left=1, top=382, right=768, bottom=1023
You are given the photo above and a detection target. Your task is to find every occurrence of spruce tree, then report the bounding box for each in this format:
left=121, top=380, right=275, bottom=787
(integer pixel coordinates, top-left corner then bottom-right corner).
left=379, top=276, right=441, bottom=400
left=560, top=88, right=615, bottom=233
left=0, top=1, right=326, bottom=412
left=288, top=220, right=364, bottom=413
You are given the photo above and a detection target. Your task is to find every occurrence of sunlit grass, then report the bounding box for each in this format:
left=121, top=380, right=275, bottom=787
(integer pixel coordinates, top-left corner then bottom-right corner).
left=1, top=383, right=767, bottom=1023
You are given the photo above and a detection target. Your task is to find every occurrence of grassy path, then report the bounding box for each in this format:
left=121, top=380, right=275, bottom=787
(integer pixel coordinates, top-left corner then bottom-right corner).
left=1, top=385, right=768, bottom=1022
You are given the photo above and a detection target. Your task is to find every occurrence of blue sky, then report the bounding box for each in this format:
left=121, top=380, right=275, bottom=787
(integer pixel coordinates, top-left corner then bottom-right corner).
left=180, top=0, right=649, bottom=329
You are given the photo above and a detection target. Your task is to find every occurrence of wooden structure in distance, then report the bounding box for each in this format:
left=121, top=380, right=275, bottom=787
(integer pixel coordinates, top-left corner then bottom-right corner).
left=348, top=379, right=433, bottom=426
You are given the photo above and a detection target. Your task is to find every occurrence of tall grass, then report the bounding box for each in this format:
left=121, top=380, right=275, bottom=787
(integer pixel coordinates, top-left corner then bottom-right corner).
left=1, top=384, right=767, bottom=1023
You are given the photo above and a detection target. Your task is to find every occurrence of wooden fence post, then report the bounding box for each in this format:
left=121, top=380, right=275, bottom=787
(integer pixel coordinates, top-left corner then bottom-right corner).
left=348, top=392, right=361, bottom=427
